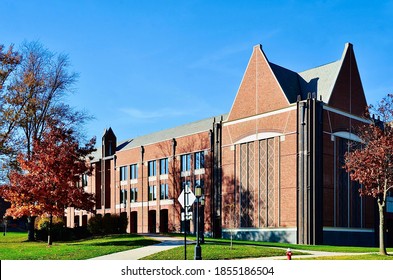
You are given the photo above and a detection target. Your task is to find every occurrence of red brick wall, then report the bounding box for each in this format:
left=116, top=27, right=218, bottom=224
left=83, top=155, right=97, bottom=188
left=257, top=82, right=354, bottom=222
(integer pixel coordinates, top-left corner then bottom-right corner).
left=227, top=45, right=289, bottom=122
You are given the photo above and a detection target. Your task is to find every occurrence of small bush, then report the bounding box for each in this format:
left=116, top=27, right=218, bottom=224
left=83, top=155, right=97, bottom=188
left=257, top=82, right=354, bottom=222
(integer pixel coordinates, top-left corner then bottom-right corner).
left=87, top=214, right=103, bottom=235
left=35, top=216, right=91, bottom=241
left=87, top=213, right=128, bottom=235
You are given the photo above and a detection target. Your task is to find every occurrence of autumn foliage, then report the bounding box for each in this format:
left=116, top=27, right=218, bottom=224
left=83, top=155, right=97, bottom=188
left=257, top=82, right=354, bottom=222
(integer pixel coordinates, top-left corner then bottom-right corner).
left=345, top=93, right=393, bottom=255
left=0, top=121, right=96, bottom=219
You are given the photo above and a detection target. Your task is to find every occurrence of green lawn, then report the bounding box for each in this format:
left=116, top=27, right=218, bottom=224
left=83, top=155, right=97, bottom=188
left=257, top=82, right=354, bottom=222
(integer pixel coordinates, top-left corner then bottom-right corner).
left=0, top=232, right=159, bottom=260
left=1, top=232, right=393, bottom=260
left=144, top=235, right=393, bottom=260
left=141, top=242, right=307, bottom=260
left=201, top=237, right=393, bottom=253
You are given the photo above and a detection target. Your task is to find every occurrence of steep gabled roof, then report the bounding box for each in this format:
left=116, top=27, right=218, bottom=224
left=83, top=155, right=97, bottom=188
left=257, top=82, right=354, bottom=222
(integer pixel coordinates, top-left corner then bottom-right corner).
left=298, top=60, right=342, bottom=103
left=270, top=43, right=365, bottom=111
left=227, top=45, right=290, bottom=122
left=270, top=62, right=302, bottom=104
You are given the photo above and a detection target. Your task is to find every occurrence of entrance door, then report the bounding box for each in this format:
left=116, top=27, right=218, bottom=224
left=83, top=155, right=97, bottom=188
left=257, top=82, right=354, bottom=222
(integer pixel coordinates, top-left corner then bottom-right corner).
left=148, top=210, right=156, bottom=233
left=160, top=209, right=168, bottom=233
left=130, top=211, right=138, bottom=233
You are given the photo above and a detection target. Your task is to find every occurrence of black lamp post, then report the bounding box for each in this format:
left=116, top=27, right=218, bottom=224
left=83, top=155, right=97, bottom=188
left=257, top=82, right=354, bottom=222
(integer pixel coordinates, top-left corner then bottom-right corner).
left=194, top=185, right=202, bottom=260
left=3, top=216, right=7, bottom=236
left=200, top=195, right=205, bottom=244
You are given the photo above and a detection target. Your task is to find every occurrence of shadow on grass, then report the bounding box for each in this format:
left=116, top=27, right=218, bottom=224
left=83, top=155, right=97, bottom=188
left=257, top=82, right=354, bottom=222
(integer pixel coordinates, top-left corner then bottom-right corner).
left=68, top=239, right=159, bottom=247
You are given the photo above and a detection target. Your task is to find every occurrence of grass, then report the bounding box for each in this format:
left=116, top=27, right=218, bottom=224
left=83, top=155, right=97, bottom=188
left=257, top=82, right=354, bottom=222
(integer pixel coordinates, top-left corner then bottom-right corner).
left=0, top=232, right=159, bottom=260
left=141, top=242, right=304, bottom=260
left=1, top=232, right=393, bottom=260
left=202, top=237, right=392, bottom=253
left=146, top=234, right=393, bottom=260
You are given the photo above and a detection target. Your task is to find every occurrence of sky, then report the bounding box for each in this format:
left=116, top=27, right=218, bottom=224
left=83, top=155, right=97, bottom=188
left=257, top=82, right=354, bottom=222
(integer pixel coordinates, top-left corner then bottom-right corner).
left=2, top=0, right=393, bottom=142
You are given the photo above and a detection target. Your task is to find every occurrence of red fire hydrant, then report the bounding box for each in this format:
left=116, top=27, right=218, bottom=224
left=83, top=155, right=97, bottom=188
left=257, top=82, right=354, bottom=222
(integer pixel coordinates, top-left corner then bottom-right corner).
left=286, top=248, right=292, bottom=260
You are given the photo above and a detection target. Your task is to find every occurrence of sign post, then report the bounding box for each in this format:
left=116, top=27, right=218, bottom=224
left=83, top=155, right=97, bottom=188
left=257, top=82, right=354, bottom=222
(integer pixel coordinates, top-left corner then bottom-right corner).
left=178, top=185, right=196, bottom=260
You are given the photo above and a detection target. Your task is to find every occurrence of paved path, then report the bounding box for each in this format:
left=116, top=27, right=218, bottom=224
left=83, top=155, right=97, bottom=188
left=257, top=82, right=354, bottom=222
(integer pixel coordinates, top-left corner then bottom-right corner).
left=255, top=249, right=372, bottom=260
left=90, top=234, right=190, bottom=260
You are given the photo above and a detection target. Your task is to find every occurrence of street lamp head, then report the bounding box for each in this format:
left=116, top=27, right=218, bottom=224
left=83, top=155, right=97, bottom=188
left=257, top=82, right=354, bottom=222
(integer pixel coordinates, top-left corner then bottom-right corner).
left=200, top=195, right=205, bottom=206
left=195, top=184, right=202, bottom=198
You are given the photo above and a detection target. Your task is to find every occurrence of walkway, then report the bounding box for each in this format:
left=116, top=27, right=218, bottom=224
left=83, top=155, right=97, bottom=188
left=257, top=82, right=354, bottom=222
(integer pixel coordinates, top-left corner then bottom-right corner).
left=90, top=234, right=189, bottom=260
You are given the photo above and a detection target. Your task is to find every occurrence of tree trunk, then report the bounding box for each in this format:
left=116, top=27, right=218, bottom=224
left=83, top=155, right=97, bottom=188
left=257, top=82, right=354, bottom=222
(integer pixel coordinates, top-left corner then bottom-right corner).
left=48, top=214, right=53, bottom=246
left=378, top=203, right=387, bottom=255
left=27, top=216, right=36, bottom=241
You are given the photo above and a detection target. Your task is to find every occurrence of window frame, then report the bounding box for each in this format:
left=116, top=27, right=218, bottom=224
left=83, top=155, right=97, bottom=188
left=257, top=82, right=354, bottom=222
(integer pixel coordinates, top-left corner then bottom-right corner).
left=130, top=164, right=138, bottom=180
left=120, top=166, right=128, bottom=181
left=181, top=154, right=191, bottom=172
left=148, top=160, right=157, bottom=177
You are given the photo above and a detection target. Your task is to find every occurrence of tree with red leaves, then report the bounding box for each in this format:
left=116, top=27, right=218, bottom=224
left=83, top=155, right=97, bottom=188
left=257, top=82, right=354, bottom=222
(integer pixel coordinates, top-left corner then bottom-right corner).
left=345, top=94, right=393, bottom=255
left=0, top=121, right=96, bottom=245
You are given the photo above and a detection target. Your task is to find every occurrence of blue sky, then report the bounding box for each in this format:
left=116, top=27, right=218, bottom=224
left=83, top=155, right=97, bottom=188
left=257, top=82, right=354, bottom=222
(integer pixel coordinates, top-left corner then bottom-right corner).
left=2, top=0, right=393, bottom=142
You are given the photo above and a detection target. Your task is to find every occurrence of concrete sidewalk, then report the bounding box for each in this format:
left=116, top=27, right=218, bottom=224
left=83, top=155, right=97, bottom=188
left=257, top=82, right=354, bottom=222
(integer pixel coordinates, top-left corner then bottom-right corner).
left=255, top=249, right=373, bottom=260
left=90, top=234, right=191, bottom=260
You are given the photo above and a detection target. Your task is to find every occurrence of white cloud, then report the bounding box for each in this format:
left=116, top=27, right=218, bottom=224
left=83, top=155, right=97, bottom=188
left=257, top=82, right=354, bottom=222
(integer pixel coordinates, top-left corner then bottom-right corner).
left=120, top=107, right=191, bottom=120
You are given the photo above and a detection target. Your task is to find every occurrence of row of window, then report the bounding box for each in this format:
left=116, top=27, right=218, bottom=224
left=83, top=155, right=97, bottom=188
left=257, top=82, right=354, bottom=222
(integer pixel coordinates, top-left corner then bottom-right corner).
left=119, top=151, right=205, bottom=181
left=119, top=184, right=169, bottom=204
left=181, top=151, right=205, bottom=172
left=120, top=164, right=138, bottom=181
left=118, top=178, right=204, bottom=204
left=148, top=184, right=169, bottom=201
left=120, top=188, right=138, bottom=204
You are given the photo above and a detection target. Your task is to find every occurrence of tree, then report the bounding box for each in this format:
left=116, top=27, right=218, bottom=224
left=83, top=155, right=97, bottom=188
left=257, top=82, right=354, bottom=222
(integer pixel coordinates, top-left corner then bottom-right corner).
left=344, top=93, right=393, bottom=255
left=0, top=44, right=21, bottom=91
left=0, top=41, right=91, bottom=240
left=0, top=120, right=96, bottom=245
left=0, top=44, right=21, bottom=155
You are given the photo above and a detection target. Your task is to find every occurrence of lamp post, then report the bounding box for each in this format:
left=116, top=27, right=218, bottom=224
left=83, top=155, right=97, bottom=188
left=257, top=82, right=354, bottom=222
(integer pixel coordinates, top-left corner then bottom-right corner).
left=194, top=185, right=202, bottom=260
left=200, top=195, right=205, bottom=244
left=3, top=216, right=7, bottom=236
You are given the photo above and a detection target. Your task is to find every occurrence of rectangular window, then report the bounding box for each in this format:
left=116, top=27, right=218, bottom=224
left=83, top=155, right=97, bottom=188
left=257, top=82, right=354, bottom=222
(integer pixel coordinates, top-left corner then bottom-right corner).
left=82, top=174, right=88, bottom=187
left=148, top=160, right=156, bottom=177
left=195, top=178, right=204, bottom=188
left=182, top=180, right=191, bottom=190
left=131, top=188, right=138, bottom=202
left=181, top=154, right=191, bottom=172
left=160, top=183, right=169, bottom=199
left=120, top=189, right=127, bottom=204
left=148, top=185, right=157, bottom=201
left=130, top=164, right=138, bottom=180
left=194, top=151, right=205, bottom=169
left=160, top=158, right=168, bottom=175
left=120, top=166, right=128, bottom=181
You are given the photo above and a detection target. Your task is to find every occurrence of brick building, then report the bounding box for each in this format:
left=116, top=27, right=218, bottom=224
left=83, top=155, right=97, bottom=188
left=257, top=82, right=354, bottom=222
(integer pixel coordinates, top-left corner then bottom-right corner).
left=66, top=43, right=393, bottom=246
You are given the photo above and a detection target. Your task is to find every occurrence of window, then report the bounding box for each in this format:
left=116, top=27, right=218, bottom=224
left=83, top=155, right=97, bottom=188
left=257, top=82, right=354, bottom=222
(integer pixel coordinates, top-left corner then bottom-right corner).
left=131, top=188, right=138, bottom=202
left=81, top=174, right=88, bottom=187
left=148, top=185, right=157, bottom=201
left=120, top=189, right=127, bottom=204
left=182, top=180, right=191, bottom=190
left=387, top=191, right=393, bottom=213
left=120, top=166, right=128, bottom=181
left=160, top=183, right=169, bottom=200
left=148, top=160, right=156, bottom=177
left=130, top=164, right=138, bottom=180
left=160, top=158, right=168, bottom=175
left=194, top=151, right=205, bottom=169
left=195, top=178, right=204, bottom=188
left=181, top=154, right=191, bottom=172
